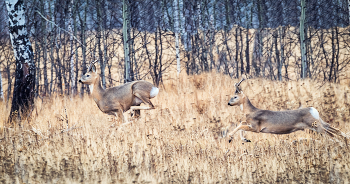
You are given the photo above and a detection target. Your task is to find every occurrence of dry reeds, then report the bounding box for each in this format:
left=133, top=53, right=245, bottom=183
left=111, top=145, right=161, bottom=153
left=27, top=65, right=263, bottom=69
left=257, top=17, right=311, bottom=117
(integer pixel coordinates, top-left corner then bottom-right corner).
left=0, top=72, right=349, bottom=183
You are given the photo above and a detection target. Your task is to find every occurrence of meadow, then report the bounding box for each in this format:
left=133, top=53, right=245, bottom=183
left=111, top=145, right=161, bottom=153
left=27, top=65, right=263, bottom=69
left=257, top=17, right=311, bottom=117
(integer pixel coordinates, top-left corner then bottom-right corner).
left=1, top=72, right=350, bottom=183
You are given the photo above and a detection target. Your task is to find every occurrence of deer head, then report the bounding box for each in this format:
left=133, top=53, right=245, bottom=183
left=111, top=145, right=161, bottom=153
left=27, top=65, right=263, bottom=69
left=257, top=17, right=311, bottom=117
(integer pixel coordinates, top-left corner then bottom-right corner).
left=228, top=78, right=245, bottom=106
left=79, top=60, right=98, bottom=85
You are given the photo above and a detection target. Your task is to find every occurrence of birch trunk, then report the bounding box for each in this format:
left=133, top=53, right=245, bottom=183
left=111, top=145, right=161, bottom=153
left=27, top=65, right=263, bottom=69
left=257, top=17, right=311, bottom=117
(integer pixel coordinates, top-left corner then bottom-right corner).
left=174, top=0, right=181, bottom=75
left=300, top=0, right=306, bottom=79
left=123, top=0, right=131, bottom=83
left=6, top=0, right=35, bottom=122
left=274, top=29, right=281, bottom=81
left=97, top=0, right=106, bottom=88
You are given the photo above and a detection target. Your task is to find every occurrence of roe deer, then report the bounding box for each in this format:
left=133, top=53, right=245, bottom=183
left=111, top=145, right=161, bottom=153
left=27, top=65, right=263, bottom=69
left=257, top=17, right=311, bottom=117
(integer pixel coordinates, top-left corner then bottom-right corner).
left=227, top=78, right=346, bottom=142
left=79, top=60, right=159, bottom=124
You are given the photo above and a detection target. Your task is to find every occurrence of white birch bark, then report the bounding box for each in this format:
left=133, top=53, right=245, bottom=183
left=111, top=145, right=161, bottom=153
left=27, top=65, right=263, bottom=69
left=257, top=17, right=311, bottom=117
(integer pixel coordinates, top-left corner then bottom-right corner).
left=6, top=0, right=35, bottom=121
left=174, top=0, right=181, bottom=75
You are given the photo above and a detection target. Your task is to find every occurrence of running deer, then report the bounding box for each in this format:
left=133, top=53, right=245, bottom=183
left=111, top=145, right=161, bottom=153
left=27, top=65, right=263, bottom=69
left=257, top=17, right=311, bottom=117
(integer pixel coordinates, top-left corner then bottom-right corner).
left=227, top=78, right=346, bottom=142
left=79, top=60, right=159, bottom=124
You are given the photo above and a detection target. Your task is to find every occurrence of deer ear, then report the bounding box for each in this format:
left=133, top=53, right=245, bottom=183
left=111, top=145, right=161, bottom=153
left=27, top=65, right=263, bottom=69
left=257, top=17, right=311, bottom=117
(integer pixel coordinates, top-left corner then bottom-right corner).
left=91, top=64, right=96, bottom=73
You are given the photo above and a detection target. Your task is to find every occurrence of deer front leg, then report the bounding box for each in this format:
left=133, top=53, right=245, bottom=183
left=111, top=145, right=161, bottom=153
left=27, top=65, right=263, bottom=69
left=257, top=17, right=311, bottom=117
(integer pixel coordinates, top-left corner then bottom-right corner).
left=114, top=108, right=129, bottom=125
left=228, top=124, right=255, bottom=143
left=239, top=130, right=250, bottom=143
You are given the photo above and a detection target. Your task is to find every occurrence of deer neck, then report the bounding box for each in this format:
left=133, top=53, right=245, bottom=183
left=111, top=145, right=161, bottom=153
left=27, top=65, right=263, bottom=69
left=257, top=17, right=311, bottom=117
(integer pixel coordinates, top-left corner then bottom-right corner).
left=90, top=77, right=105, bottom=103
left=241, top=97, right=259, bottom=114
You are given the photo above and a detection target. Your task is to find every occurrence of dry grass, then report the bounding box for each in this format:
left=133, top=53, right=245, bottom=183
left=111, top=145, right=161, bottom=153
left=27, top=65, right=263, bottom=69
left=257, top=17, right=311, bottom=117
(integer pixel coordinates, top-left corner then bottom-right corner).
left=1, top=72, right=350, bottom=183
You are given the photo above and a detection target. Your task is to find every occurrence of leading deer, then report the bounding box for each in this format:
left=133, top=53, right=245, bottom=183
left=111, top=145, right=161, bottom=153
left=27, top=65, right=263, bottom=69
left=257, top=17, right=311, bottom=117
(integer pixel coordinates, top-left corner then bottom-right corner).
left=227, top=78, right=346, bottom=142
left=79, top=60, right=159, bottom=124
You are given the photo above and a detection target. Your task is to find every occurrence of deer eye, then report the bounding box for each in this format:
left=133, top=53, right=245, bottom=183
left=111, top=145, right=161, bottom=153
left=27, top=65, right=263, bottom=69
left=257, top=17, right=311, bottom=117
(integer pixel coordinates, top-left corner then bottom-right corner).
left=87, top=74, right=90, bottom=77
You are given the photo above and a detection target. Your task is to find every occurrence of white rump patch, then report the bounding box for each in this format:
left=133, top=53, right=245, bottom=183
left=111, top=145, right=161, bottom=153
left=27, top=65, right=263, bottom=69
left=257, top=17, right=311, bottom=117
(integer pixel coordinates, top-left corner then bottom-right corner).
left=240, top=104, right=244, bottom=111
left=89, top=84, right=94, bottom=93
left=309, top=107, right=320, bottom=120
left=150, top=87, right=159, bottom=98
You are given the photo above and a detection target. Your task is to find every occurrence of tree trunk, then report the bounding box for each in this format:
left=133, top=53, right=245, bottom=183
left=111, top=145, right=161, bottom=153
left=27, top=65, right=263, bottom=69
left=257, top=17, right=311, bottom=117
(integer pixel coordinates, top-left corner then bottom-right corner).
left=6, top=0, right=35, bottom=123
left=79, top=0, right=87, bottom=95
left=74, top=0, right=79, bottom=94
left=274, top=29, right=281, bottom=81
left=0, top=68, right=3, bottom=101
left=300, top=0, right=306, bottom=79
left=329, top=27, right=335, bottom=81
left=41, top=0, right=48, bottom=95
left=97, top=0, right=106, bottom=88
left=280, top=26, right=285, bottom=80
left=174, top=0, right=181, bottom=75
left=235, top=26, right=239, bottom=78
left=68, top=0, right=75, bottom=95
left=348, top=0, right=350, bottom=24
left=123, top=0, right=131, bottom=83
left=48, top=0, right=54, bottom=95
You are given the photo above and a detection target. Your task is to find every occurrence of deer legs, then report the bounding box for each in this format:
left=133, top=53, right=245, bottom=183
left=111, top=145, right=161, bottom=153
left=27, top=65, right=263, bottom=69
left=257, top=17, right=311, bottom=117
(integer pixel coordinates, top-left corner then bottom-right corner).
left=114, top=108, right=129, bottom=125
left=130, top=93, right=155, bottom=111
left=228, top=123, right=255, bottom=143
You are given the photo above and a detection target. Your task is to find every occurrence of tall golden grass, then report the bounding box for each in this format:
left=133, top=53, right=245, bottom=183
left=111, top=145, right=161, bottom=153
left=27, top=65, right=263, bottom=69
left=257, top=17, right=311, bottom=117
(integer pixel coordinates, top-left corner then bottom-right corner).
left=1, top=72, right=350, bottom=183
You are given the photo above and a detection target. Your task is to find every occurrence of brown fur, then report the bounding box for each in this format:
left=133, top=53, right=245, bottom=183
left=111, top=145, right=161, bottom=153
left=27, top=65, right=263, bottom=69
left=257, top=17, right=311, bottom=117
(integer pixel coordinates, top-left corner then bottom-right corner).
left=227, top=79, right=344, bottom=142
left=79, top=63, right=158, bottom=123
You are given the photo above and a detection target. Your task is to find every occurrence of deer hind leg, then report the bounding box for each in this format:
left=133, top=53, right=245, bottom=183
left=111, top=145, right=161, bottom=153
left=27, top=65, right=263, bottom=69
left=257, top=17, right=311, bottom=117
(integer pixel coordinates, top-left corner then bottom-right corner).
left=130, top=93, right=155, bottom=111
left=131, top=104, right=141, bottom=118
left=313, top=119, right=344, bottom=138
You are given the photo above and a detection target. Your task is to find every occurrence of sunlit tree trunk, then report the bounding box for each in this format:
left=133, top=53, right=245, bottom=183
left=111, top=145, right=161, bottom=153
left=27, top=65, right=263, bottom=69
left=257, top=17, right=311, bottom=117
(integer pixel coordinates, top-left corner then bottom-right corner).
left=6, top=0, right=35, bottom=123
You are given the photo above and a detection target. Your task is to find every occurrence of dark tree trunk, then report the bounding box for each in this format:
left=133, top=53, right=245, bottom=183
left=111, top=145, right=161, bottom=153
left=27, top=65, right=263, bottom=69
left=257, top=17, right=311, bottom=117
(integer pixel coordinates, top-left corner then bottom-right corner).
left=6, top=0, right=35, bottom=123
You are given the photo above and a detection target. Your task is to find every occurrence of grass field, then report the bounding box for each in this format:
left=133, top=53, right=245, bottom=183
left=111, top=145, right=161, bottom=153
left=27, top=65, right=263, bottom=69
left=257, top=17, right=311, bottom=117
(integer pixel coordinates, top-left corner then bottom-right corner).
left=1, top=72, right=350, bottom=183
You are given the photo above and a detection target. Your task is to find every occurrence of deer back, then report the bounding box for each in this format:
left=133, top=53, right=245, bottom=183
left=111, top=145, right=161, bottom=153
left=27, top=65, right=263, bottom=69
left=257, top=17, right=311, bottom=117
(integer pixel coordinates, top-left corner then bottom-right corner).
left=248, top=108, right=314, bottom=125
